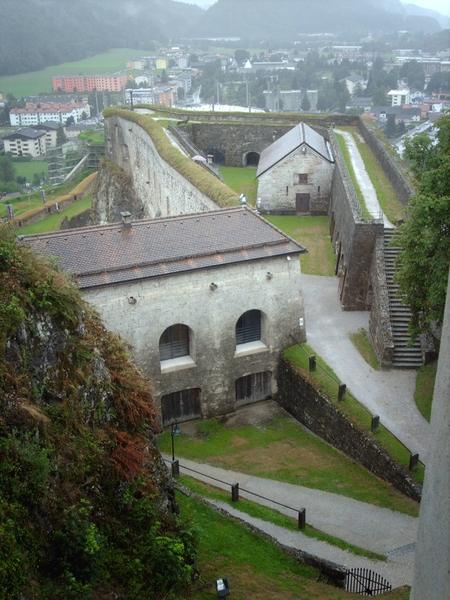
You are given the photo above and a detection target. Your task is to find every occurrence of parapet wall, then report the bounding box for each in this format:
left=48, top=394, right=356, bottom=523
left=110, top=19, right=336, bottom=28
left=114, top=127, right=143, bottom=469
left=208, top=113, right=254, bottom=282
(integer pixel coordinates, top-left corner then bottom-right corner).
left=358, top=119, right=414, bottom=208
left=276, top=358, right=422, bottom=502
left=328, top=132, right=384, bottom=311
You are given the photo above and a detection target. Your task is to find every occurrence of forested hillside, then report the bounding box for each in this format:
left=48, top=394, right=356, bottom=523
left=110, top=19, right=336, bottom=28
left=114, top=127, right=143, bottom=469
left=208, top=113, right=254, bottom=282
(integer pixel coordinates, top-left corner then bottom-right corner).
left=191, top=0, right=441, bottom=39
left=0, top=0, right=203, bottom=76
left=0, top=0, right=442, bottom=78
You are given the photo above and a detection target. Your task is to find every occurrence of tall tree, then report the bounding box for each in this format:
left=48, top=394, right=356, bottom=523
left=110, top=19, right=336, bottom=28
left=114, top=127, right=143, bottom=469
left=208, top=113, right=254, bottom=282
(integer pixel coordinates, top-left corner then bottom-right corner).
left=394, top=112, right=450, bottom=341
left=56, top=123, right=66, bottom=146
left=0, top=155, right=16, bottom=182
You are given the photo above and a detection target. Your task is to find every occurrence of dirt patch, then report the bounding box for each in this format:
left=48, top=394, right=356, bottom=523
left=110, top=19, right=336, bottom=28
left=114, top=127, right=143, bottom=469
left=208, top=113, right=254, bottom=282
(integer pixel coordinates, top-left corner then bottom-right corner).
left=230, top=436, right=249, bottom=448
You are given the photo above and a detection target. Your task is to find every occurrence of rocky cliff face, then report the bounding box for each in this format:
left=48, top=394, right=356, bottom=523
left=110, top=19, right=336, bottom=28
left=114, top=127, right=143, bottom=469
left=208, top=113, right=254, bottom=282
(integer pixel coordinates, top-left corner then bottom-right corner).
left=91, top=159, right=146, bottom=224
left=0, top=225, right=197, bottom=598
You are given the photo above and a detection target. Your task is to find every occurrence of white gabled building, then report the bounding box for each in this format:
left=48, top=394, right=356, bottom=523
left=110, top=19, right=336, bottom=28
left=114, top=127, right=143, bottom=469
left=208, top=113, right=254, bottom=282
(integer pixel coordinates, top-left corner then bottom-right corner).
left=9, top=102, right=90, bottom=127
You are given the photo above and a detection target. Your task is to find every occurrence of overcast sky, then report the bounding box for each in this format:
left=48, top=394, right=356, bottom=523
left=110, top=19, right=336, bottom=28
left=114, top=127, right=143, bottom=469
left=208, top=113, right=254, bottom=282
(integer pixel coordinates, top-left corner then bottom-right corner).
left=182, top=0, right=450, bottom=17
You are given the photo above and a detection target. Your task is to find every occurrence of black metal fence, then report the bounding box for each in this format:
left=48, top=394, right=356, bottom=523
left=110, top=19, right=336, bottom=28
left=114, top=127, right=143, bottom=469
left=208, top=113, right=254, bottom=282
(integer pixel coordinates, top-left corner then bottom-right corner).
left=345, top=568, right=391, bottom=595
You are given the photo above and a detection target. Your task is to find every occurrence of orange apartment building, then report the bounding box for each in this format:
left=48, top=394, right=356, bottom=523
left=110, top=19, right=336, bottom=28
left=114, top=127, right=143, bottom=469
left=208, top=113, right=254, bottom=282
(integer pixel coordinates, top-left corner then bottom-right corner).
left=53, top=74, right=129, bottom=93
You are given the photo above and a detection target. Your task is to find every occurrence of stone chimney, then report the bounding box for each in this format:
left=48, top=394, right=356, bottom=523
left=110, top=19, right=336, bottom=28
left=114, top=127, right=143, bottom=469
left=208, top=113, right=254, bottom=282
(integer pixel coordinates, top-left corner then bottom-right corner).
left=120, top=211, right=132, bottom=229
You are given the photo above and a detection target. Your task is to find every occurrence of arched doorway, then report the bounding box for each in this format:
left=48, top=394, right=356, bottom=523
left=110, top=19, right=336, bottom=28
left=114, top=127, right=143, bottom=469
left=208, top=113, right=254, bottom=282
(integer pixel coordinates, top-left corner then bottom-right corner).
left=244, top=151, right=260, bottom=167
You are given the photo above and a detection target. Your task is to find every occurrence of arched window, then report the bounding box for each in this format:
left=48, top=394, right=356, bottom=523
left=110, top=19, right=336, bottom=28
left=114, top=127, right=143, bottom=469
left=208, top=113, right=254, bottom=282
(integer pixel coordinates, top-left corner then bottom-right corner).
left=236, top=310, right=261, bottom=345
left=159, top=324, right=190, bottom=361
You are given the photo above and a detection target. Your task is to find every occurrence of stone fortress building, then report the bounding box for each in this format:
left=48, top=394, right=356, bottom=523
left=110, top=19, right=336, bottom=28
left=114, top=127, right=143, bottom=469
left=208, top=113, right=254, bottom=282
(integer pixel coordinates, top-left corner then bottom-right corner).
left=26, top=208, right=306, bottom=425
left=25, top=106, right=423, bottom=423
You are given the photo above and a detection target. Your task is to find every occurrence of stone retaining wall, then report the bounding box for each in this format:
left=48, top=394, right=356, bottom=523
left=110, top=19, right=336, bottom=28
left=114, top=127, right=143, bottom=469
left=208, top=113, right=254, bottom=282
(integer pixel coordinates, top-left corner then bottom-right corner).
left=328, top=133, right=384, bottom=311
left=369, top=236, right=395, bottom=367
left=276, top=358, right=422, bottom=502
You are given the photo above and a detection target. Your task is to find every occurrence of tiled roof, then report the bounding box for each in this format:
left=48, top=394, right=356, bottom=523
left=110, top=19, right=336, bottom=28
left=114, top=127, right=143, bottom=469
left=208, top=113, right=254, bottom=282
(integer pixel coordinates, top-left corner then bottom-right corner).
left=2, top=128, right=46, bottom=140
left=256, top=122, right=334, bottom=179
left=23, top=207, right=306, bottom=289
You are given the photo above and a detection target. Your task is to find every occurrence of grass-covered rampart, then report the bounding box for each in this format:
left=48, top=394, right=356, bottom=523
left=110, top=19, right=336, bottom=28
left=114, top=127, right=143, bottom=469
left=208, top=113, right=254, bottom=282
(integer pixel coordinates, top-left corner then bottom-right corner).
left=103, top=107, right=239, bottom=208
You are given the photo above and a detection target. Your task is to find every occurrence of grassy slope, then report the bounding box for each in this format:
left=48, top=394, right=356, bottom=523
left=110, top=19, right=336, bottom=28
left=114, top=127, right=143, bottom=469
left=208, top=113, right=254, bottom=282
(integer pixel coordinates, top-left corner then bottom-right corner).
left=338, top=126, right=406, bottom=224
left=158, top=414, right=419, bottom=517
left=0, top=48, right=155, bottom=97
left=17, top=194, right=92, bottom=235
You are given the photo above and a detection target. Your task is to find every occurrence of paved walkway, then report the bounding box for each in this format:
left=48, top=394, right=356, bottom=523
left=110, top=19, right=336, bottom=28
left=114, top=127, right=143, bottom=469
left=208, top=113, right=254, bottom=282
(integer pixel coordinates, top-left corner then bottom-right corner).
left=302, top=274, right=430, bottom=463
left=166, top=455, right=416, bottom=589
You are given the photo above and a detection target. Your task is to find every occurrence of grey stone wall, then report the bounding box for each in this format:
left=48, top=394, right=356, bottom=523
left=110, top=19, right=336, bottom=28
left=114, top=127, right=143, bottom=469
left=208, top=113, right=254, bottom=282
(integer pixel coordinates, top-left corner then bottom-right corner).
left=83, top=254, right=306, bottom=423
left=358, top=120, right=414, bottom=208
left=369, top=236, right=394, bottom=367
left=328, top=133, right=384, bottom=311
left=184, top=121, right=334, bottom=169
left=276, top=358, right=422, bottom=502
left=101, top=115, right=220, bottom=222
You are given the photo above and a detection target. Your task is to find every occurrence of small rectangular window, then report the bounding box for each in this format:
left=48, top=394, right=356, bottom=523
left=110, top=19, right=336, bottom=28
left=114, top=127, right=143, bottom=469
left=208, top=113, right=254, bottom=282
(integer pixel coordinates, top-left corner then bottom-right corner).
left=298, top=173, right=308, bottom=184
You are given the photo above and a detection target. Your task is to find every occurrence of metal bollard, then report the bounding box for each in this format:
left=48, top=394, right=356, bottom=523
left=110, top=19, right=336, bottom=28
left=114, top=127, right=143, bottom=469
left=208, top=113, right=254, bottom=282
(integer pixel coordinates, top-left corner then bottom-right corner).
left=231, top=483, right=239, bottom=502
left=309, top=355, right=316, bottom=372
left=371, top=415, right=380, bottom=433
left=409, top=453, right=419, bottom=472
left=338, top=383, right=346, bottom=401
left=298, top=508, right=306, bottom=530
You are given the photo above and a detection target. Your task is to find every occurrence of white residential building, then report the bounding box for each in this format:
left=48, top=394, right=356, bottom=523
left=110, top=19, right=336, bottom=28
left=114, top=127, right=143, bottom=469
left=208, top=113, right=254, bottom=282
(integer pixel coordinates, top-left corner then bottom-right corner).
left=9, top=102, right=90, bottom=127
left=387, top=90, right=411, bottom=107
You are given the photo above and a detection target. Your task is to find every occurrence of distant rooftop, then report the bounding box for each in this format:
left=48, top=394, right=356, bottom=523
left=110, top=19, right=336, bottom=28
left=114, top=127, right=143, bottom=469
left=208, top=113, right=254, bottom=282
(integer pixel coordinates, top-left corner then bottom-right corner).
left=23, top=207, right=306, bottom=290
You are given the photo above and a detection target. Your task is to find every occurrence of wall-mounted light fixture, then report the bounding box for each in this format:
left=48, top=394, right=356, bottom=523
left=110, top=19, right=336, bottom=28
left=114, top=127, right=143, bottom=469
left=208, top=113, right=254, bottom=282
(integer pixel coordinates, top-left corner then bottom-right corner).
left=286, top=256, right=291, bottom=261
left=128, top=296, right=137, bottom=304
left=266, top=272, right=273, bottom=280
left=210, top=282, right=218, bottom=291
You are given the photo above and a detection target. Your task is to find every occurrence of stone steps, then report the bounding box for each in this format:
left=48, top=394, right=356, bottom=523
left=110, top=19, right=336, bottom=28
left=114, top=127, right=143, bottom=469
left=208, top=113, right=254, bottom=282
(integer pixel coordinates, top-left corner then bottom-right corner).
left=384, top=229, right=422, bottom=368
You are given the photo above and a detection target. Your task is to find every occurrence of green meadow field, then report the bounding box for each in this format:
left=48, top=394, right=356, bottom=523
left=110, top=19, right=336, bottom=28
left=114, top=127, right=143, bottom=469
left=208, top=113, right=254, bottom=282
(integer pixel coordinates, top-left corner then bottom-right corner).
left=0, top=49, right=155, bottom=98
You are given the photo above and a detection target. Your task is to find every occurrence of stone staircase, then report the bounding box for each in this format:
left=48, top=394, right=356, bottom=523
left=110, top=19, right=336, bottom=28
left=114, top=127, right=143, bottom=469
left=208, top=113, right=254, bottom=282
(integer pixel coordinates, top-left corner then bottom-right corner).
left=384, top=228, right=423, bottom=368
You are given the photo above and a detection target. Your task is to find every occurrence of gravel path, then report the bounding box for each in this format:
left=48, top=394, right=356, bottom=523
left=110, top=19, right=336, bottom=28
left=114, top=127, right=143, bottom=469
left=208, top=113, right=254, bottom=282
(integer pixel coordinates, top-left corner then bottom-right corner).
left=302, top=274, right=430, bottom=463
left=167, top=455, right=416, bottom=589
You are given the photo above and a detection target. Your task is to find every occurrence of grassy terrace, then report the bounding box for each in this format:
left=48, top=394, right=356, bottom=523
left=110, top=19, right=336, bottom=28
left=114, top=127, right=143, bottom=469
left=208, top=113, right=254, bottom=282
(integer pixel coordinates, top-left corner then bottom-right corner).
left=338, top=126, right=406, bottom=224
left=158, top=411, right=419, bottom=517
left=284, top=344, right=425, bottom=487
left=176, top=491, right=414, bottom=600
left=17, top=194, right=92, bottom=235
left=335, top=131, right=372, bottom=219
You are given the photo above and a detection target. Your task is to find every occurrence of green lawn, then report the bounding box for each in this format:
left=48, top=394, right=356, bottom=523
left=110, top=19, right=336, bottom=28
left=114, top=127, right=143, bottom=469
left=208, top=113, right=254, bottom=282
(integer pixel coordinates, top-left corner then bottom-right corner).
left=284, top=344, right=425, bottom=486
left=220, top=166, right=258, bottom=204
left=13, top=160, right=48, bottom=183
left=158, top=410, right=419, bottom=516
left=264, top=215, right=335, bottom=276
left=414, top=361, right=437, bottom=422
left=0, top=48, right=155, bottom=97
left=174, top=491, right=411, bottom=600
left=17, top=195, right=92, bottom=235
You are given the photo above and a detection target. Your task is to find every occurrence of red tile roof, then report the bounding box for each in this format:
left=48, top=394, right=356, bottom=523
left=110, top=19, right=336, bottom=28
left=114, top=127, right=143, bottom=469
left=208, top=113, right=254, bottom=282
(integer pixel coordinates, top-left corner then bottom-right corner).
left=23, top=207, right=306, bottom=289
